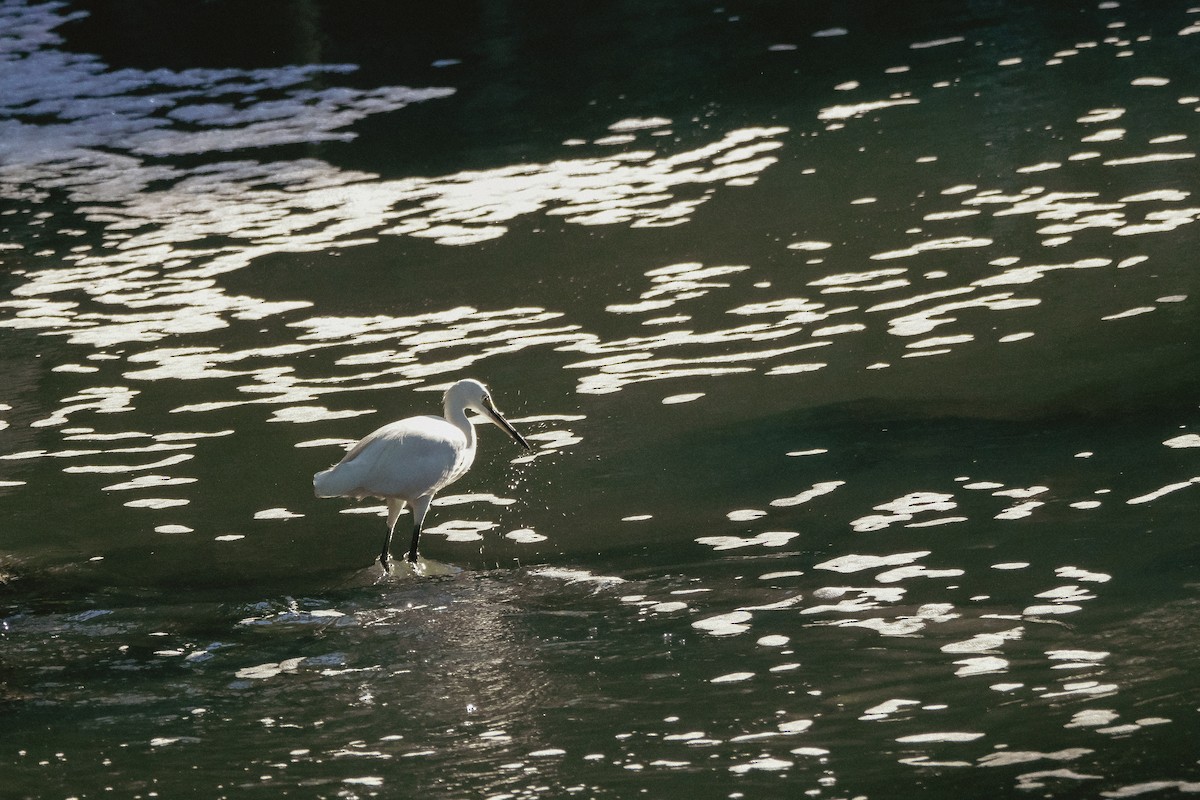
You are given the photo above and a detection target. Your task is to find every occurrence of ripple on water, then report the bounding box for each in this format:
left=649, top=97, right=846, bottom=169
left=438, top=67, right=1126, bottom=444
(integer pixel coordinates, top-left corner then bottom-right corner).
left=695, top=531, right=798, bottom=551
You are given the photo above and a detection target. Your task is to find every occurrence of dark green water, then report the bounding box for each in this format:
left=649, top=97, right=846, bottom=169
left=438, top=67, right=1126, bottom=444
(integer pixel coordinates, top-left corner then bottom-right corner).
left=2, top=1, right=1199, bottom=797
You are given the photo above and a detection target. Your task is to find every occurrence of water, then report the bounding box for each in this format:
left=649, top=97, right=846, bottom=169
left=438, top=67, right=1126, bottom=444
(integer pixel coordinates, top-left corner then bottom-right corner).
left=2, top=0, right=1198, bottom=797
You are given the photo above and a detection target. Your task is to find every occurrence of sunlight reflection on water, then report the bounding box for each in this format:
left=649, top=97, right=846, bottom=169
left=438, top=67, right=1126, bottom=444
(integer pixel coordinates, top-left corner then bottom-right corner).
left=2, top=0, right=1196, bottom=437
left=2, top=1, right=1199, bottom=798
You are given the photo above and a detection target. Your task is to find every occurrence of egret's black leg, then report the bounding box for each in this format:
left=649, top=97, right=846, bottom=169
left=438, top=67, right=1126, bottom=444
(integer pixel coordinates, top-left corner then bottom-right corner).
left=406, top=494, right=433, bottom=564
left=380, top=499, right=404, bottom=572
left=405, top=522, right=421, bottom=564
left=380, top=524, right=394, bottom=572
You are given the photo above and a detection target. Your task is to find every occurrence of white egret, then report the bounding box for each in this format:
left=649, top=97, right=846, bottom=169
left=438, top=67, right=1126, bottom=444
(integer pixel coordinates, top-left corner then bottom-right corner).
left=314, top=379, right=531, bottom=570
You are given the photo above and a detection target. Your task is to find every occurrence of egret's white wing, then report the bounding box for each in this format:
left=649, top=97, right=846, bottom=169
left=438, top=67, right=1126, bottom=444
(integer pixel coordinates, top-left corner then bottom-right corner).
left=314, top=416, right=470, bottom=500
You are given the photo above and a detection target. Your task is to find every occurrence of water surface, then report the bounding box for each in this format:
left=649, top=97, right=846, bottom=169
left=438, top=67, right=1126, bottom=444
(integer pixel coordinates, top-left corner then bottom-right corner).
left=2, top=1, right=1199, bottom=797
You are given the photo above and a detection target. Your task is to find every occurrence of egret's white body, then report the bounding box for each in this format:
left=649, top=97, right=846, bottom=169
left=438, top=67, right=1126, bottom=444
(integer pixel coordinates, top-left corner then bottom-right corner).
left=314, top=379, right=530, bottom=568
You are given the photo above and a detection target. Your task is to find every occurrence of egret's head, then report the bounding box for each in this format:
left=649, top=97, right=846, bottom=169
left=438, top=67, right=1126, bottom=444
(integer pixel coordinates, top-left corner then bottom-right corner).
left=444, top=378, right=531, bottom=451
left=444, top=378, right=489, bottom=409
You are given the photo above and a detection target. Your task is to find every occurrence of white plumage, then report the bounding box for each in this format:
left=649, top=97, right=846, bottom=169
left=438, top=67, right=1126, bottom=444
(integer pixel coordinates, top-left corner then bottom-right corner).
left=314, top=379, right=530, bottom=569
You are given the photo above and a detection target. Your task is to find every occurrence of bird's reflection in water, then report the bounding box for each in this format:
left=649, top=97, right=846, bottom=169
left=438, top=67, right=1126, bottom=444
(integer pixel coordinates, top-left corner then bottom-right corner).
left=279, top=564, right=597, bottom=784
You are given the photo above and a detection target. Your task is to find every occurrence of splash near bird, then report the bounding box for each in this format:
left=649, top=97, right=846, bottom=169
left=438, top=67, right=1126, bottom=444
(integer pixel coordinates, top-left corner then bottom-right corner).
left=314, top=379, right=531, bottom=570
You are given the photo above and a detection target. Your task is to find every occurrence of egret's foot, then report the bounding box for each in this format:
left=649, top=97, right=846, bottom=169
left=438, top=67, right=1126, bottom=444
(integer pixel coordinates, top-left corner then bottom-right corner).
left=405, top=548, right=419, bottom=564
left=379, top=552, right=393, bottom=573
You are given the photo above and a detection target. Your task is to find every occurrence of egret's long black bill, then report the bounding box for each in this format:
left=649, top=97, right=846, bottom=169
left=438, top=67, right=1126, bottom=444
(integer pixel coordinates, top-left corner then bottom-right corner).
left=483, top=402, right=532, bottom=451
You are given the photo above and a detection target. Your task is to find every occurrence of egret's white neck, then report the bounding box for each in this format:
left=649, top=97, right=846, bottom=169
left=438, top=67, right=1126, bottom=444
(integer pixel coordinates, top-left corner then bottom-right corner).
left=444, top=401, right=477, bottom=450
